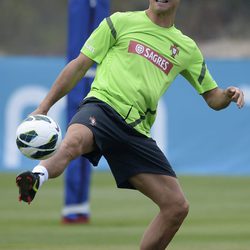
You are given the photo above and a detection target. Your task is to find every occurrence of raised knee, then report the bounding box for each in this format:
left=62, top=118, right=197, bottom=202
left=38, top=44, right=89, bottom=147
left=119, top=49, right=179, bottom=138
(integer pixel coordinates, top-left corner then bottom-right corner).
left=60, top=137, right=83, bottom=160
left=61, top=124, right=94, bottom=159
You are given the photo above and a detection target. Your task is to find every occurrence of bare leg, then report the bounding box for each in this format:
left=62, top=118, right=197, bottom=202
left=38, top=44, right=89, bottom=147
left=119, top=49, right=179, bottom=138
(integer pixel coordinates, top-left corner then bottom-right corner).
left=129, top=174, right=189, bottom=250
left=40, top=124, right=95, bottom=178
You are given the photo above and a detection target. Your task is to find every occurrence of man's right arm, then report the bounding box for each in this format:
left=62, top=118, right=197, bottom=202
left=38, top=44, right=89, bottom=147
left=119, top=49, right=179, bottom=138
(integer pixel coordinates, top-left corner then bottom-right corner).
left=33, top=53, right=94, bottom=115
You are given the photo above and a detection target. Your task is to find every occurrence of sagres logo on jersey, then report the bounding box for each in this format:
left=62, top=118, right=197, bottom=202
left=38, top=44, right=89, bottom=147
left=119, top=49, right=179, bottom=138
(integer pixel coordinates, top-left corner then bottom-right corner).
left=128, top=41, right=173, bottom=75
left=170, top=44, right=179, bottom=58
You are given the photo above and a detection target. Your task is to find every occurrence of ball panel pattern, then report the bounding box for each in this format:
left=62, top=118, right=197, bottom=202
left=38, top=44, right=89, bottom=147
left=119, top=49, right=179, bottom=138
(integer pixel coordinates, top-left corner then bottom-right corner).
left=16, top=115, right=62, bottom=160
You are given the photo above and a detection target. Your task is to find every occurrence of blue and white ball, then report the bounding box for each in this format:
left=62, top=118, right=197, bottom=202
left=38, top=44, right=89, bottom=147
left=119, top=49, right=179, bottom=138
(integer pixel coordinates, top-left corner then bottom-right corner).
left=16, top=115, right=62, bottom=160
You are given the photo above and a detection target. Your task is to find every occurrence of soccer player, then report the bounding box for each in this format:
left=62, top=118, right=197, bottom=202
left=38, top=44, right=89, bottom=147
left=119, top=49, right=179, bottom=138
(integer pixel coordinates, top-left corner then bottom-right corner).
left=16, top=0, right=245, bottom=249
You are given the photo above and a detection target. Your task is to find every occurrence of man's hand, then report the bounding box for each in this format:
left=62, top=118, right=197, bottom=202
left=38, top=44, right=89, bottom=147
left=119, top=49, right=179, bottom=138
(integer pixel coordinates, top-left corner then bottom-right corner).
left=225, top=86, right=245, bottom=109
left=16, top=171, right=40, bottom=204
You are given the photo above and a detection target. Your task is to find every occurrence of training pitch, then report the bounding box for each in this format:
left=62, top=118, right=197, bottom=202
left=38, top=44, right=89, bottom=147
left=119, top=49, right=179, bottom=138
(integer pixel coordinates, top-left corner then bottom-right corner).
left=0, top=172, right=249, bottom=250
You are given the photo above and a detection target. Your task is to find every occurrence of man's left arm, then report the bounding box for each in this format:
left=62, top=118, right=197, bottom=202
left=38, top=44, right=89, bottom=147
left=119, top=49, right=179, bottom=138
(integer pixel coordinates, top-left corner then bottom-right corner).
left=202, top=86, right=245, bottom=110
left=181, top=44, right=245, bottom=111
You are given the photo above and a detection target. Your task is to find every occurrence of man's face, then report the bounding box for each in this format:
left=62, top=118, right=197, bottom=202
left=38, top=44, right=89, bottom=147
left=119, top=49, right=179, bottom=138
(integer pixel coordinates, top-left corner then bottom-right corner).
left=148, top=0, right=180, bottom=14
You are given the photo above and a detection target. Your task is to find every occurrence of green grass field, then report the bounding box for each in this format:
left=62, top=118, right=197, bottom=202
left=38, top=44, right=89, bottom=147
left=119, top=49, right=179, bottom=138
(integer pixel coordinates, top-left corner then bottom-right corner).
left=0, top=172, right=249, bottom=250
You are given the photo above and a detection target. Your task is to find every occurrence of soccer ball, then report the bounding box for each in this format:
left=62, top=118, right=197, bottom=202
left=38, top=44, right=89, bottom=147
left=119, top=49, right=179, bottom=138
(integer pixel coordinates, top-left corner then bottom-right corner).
left=16, top=115, right=62, bottom=160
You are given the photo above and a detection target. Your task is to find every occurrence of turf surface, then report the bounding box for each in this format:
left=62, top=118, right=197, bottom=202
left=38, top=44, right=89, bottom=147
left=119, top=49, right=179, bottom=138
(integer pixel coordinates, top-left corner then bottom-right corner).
left=0, top=172, right=249, bottom=250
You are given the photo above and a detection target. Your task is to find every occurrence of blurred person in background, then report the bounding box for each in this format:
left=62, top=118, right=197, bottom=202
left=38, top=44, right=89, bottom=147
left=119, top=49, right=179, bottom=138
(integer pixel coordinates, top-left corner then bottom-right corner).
left=62, top=0, right=110, bottom=224
left=16, top=0, right=245, bottom=249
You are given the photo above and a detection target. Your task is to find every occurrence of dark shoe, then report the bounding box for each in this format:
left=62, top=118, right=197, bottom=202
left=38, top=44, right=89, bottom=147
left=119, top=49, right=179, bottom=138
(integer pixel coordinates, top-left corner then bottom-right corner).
left=16, top=171, right=40, bottom=204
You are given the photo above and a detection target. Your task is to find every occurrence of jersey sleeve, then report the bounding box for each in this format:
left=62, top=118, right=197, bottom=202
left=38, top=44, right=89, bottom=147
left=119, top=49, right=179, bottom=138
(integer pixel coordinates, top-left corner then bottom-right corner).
left=181, top=45, right=218, bottom=94
left=81, top=14, right=118, bottom=64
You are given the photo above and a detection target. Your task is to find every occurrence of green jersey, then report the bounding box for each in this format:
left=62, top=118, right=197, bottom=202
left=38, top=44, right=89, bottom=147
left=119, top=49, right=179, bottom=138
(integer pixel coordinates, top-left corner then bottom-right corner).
left=81, top=11, right=217, bottom=137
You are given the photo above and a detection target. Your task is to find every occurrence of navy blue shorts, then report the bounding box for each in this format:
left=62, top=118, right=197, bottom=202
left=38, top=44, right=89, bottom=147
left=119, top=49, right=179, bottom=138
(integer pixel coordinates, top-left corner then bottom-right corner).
left=69, top=97, right=176, bottom=189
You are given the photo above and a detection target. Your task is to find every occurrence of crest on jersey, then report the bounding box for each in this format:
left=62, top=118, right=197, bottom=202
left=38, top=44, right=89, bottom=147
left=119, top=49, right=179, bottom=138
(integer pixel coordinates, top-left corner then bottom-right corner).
left=170, top=44, right=179, bottom=58
left=89, top=116, right=97, bottom=126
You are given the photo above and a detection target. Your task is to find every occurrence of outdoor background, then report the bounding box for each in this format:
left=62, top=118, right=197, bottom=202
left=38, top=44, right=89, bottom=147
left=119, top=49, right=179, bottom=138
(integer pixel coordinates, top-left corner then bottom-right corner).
left=0, top=0, right=250, bottom=57
left=0, top=1, right=250, bottom=250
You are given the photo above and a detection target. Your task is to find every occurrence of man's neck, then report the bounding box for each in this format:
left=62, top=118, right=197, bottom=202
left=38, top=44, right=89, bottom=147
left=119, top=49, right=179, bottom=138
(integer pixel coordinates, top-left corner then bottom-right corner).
left=145, top=9, right=175, bottom=28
